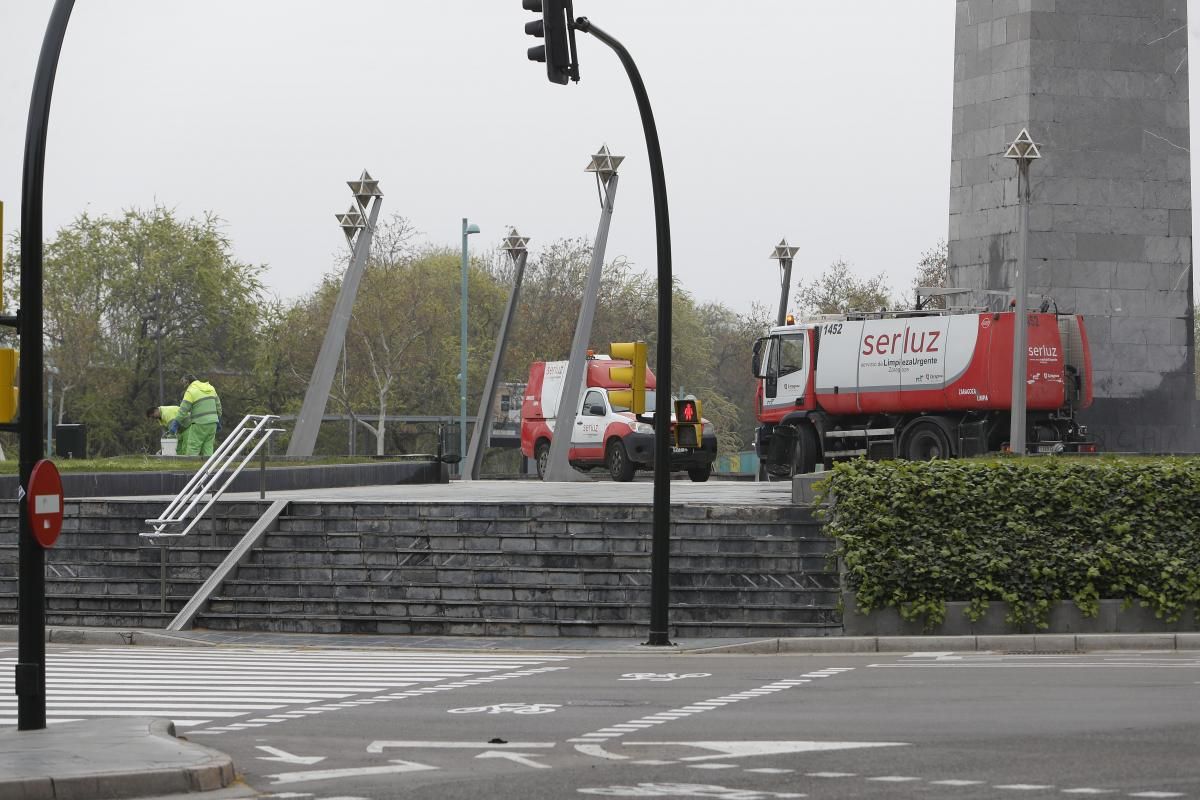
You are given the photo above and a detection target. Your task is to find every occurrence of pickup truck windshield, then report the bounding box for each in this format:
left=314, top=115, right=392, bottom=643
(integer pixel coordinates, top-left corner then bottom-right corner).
left=608, top=389, right=657, bottom=414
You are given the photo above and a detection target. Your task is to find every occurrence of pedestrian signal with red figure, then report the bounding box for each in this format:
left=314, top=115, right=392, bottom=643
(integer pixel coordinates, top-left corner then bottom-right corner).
left=673, top=397, right=702, bottom=449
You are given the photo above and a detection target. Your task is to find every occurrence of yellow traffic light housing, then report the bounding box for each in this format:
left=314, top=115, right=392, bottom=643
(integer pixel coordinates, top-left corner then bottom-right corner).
left=674, top=397, right=702, bottom=449
left=608, top=340, right=647, bottom=414
left=0, top=348, right=18, bottom=424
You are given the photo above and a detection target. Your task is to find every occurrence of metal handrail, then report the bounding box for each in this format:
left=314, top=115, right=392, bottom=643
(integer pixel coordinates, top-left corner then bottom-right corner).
left=141, top=414, right=283, bottom=538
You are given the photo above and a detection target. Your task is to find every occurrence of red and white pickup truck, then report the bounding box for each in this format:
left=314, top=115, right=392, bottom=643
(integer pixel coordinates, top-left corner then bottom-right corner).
left=520, top=354, right=718, bottom=482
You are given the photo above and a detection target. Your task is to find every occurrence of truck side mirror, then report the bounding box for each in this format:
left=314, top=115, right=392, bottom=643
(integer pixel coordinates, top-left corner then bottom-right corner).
left=752, top=337, right=769, bottom=377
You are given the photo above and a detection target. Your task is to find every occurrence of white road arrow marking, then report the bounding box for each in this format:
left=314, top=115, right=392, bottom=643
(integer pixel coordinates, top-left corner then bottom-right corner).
left=267, top=759, right=437, bottom=785
left=367, top=740, right=554, bottom=753
left=625, top=740, right=909, bottom=761
left=575, top=743, right=628, bottom=760
left=475, top=750, right=551, bottom=769
left=255, top=745, right=326, bottom=765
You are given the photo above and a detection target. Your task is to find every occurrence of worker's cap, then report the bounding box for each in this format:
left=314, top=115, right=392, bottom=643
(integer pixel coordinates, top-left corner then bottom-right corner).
left=181, top=373, right=198, bottom=383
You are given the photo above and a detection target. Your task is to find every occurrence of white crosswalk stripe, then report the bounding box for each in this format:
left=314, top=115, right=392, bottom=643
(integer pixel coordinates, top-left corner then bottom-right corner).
left=0, top=647, right=576, bottom=734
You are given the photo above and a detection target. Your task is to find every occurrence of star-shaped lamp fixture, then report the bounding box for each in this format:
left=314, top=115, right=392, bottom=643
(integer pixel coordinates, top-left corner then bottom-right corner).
left=585, top=144, right=624, bottom=180
left=501, top=228, right=530, bottom=261
left=1004, top=128, right=1041, bottom=162
left=770, top=239, right=800, bottom=263
left=347, top=169, right=383, bottom=209
left=335, top=205, right=365, bottom=246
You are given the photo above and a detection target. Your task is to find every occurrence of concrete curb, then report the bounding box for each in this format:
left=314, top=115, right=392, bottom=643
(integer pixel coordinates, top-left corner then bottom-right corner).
left=686, top=632, right=1200, bottom=654
left=0, top=626, right=220, bottom=648
left=6, top=626, right=1198, bottom=655
left=0, top=718, right=239, bottom=800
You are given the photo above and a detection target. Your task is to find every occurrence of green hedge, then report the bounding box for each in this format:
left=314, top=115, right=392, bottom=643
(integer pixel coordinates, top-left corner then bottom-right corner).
left=816, top=457, right=1200, bottom=630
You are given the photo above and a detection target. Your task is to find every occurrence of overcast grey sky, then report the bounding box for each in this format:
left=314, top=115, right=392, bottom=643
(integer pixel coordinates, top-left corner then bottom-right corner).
left=0, top=3, right=1192, bottom=315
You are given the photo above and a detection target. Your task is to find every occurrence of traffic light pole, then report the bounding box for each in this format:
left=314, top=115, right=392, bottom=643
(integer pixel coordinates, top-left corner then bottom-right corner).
left=574, top=18, right=673, bottom=646
left=16, top=0, right=75, bottom=731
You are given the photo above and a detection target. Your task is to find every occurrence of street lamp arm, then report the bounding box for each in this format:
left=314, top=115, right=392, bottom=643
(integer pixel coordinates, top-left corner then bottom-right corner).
left=574, top=16, right=673, bottom=647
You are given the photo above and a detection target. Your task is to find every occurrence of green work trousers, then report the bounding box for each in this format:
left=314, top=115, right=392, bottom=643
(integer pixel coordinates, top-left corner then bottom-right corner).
left=183, top=422, right=217, bottom=457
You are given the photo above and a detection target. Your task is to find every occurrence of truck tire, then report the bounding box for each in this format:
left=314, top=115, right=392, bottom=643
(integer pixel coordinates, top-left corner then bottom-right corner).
left=688, top=465, right=712, bottom=482
left=791, top=424, right=819, bottom=476
left=606, top=439, right=636, bottom=482
left=535, top=440, right=551, bottom=480
left=901, top=420, right=952, bottom=461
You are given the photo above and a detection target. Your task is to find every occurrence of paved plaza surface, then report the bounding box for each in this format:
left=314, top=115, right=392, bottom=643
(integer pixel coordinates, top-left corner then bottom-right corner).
left=130, top=477, right=800, bottom=506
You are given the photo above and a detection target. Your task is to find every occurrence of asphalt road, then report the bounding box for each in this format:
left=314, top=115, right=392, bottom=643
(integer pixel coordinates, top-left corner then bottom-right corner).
left=30, top=644, right=1195, bottom=800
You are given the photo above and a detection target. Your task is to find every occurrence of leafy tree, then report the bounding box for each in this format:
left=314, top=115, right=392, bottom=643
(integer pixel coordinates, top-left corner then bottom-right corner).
left=912, top=240, right=949, bottom=309
left=696, top=301, right=773, bottom=452
left=794, top=259, right=893, bottom=317
left=5, top=207, right=267, bottom=456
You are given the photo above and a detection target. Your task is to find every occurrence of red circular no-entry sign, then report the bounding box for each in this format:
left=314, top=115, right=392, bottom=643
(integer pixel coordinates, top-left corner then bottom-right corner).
left=27, top=459, right=64, bottom=548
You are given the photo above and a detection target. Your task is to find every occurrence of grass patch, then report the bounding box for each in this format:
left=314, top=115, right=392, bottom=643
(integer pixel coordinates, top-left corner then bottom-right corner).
left=0, top=454, right=426, bottom=475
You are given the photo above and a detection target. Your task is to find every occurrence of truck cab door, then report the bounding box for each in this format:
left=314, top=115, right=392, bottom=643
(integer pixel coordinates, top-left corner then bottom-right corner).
left=760, top=332, right=809, bottom=417
left=572, top=388, right=608, bottom=462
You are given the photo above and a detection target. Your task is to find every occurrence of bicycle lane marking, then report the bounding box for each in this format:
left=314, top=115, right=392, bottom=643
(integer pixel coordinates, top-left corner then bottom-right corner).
left=567, top=667, right=860, bottom=761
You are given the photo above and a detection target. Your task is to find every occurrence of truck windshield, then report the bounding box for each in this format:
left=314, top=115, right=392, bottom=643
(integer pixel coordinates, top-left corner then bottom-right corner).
left=608, top=389, right=657, bottom=414
left=773, top=333, right=805, bottom=375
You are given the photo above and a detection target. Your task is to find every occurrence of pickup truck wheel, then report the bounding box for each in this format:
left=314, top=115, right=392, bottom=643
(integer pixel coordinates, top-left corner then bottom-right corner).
left=902, top=421, right=952, bottom=460
left=535, top=440, right=551, bottom=480
left=790, top=424, right=819, bottom=476
left=687, top=465, right=711, bottom=482
left=606, top=440, right=636, bottom=482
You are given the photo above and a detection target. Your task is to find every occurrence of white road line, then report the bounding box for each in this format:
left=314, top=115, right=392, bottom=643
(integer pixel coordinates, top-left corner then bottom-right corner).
left=995, top=784, right=1055, bottom=791
left=867, top=775, right=922, bottom=782
left=688, top=763, right=738, bottom=769
left=268, top=760, right=437, bottom=785
left=806, top=772, right=857, bottom=778
left=930, top=779, right=986, bottom=786
left=573, top=669, right=856, bottom=747
left=1061, top=790, right=1116, bottom=795
left=1128, top=793, right=1186, bottom=798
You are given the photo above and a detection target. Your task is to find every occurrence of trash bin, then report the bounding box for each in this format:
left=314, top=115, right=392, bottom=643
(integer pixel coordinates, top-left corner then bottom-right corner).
left=55, top=423, right=87, bottom=459
left=438, top=422, right=461, bottom=464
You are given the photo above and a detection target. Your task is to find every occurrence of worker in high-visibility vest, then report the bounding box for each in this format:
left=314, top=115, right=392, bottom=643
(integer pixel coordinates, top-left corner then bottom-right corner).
left=146, top=405, right=190, bottom=454
left=168, top=374, right=222, bottom=457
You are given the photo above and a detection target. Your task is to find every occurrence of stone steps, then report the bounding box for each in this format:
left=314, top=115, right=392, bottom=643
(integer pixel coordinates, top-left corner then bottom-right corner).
left=0, top=498, right=842, bottom=638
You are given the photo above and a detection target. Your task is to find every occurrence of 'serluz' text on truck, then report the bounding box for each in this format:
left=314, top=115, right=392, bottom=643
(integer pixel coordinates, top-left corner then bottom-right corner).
left=752, top=306, right=1095, bottom=476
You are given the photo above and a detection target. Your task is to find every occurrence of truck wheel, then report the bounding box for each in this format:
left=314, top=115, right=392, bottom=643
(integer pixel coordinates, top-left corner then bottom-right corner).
left=902, top=421, right=952, bottom=460
left=791, top=424, right=819, bottom=476
left=687, top=465, right=711, bottom=482
left=606, top=440, right=636, bottom=482
left=535, top=440, right=551, bottom=480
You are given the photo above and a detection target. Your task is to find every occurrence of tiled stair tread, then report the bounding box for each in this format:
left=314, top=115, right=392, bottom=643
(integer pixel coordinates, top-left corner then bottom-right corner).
left=195, top=610, right=836, bottom=627
left=192, top=619, right=833, bottom=637
left=211, top=593, right=837, bottom=605
left=207, top=597, right=835, bottom=611
left=221, top=568, right=835, bottom=580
